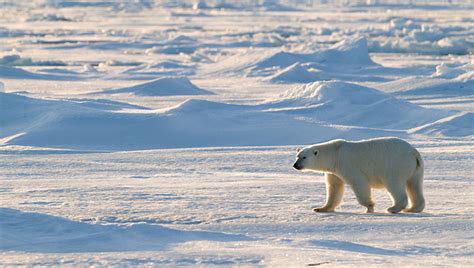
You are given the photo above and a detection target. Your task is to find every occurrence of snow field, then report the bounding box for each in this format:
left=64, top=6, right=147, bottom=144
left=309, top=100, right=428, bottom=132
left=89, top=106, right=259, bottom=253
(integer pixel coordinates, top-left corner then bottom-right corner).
left=0, top=0, right=473, bottom=266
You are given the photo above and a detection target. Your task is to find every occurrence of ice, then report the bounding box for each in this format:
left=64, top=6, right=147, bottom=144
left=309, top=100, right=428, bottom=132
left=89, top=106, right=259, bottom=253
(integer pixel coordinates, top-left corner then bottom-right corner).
left=0, top=54, right=66, bottom=66
left=146, top=36, right=200, bottom=55
left=26, top=14, right=73, bottom=22
left=433, top=62, right=474, bottom=80
left=369, top=16, right=474, bottom=55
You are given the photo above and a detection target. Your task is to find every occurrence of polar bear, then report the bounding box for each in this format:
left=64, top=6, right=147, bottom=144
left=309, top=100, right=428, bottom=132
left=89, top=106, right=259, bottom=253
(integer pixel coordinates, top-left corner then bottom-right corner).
left=293, top=137, right=425, bottom=213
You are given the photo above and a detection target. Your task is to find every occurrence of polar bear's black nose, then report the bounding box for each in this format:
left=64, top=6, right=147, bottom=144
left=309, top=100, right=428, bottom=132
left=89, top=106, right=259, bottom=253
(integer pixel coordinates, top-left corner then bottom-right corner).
left=293, top=162, right=300, bottom=170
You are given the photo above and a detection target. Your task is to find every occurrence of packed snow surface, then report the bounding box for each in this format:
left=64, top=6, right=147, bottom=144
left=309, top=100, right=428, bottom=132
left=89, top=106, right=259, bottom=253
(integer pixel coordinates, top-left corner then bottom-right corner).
left=0, top=0, right=473, bottom=266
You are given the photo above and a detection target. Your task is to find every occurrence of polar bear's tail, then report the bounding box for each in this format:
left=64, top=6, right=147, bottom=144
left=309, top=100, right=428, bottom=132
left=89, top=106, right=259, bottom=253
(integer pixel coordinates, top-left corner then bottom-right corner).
left=404, top=151, right=425, bottom=213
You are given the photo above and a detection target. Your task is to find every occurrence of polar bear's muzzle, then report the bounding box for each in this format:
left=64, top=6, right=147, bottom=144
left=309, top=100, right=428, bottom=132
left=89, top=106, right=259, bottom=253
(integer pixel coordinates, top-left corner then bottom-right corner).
left=293, top=161, right=302, bottom=170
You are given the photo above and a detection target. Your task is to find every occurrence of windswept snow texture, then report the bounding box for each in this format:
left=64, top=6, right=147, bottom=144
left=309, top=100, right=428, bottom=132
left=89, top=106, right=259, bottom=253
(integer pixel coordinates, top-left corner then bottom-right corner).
left=1, top=0, right=474, bottom=266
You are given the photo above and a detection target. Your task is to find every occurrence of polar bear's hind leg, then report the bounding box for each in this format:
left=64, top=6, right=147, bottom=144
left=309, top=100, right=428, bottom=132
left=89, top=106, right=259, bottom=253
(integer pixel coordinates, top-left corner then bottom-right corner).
left=385, top=178, right=409, bottom=213
left=404, top=171, right=425, bottom=213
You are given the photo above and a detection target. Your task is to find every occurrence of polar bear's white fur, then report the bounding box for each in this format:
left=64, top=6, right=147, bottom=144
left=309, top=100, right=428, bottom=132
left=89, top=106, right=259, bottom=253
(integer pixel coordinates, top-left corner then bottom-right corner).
left=293, top=137, right=425, bottom=213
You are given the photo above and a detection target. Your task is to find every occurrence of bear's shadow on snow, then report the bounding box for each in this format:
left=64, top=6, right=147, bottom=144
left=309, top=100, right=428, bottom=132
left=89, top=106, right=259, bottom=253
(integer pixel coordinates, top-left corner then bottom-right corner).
left=0, top=208, right=252, bottom=253
left=314, top=211, right=451, bottom=218
left=309, top=239, right=437, bottom=256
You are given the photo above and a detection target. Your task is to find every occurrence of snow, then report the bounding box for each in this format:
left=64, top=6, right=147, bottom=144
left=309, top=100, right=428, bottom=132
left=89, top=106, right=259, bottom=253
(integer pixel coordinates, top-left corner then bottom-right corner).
left=1, top=143, right=473, bottom=266
left=0, top=0, right=473, bottom=266
left=255, top=37, right=375, bottom=77
left=266, top=81, right=450, bottom=129
left=266, top=62, right=316, bottom=83
left=100, top=77, right=213, bottom=96
left=0, top=208, right=250, bottom=253
left=410, top=112, right=474, bottom=138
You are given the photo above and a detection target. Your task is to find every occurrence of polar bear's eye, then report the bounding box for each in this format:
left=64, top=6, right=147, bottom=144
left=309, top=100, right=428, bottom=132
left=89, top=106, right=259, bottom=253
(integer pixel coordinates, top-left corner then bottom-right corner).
left=302, top=156, right=306, bottom=160
left=314, top=151, right=318, bottom=156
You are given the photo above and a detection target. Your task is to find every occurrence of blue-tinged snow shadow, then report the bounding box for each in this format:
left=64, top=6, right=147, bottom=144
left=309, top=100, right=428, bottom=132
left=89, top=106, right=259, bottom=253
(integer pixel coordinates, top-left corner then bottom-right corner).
left=0, top=208, right=252, bottom=253
left=310, top=240, right=406, bottom=256
left=309, top=240, right=439, bottom=256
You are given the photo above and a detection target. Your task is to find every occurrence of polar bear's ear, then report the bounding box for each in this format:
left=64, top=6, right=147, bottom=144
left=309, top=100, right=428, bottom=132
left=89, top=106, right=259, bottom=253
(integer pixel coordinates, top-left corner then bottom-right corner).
left=296, top=147, right=301, bottom=153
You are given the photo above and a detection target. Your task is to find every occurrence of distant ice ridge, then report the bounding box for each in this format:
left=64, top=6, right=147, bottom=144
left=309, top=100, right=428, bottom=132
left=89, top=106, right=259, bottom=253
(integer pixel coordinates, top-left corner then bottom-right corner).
left=146, top=36, right=199, bottom=55
left=157, top=0, right=474, bottom=11
left=0, top=54, right=66, bottom=66
left=432, top=62, right=474, bottom=81
left=100, top=77, right=213, bottom=96
left=369, top=17, right=474, bottom=55
left=26, top=13, right=72, bottom=22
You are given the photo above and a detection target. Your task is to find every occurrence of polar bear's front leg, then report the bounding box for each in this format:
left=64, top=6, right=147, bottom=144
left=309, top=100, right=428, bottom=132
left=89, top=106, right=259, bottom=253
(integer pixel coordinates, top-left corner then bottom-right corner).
left=348, top=179, right=375, bottom=213
left=314, top=173, right=344, bottom=212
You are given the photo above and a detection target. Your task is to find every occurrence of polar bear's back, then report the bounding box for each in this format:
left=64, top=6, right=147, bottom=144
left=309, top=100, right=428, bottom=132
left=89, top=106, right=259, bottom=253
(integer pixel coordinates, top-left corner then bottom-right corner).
left=348, top=137, right=416, bottom=152
left=338, top=137, right=420, bottom=182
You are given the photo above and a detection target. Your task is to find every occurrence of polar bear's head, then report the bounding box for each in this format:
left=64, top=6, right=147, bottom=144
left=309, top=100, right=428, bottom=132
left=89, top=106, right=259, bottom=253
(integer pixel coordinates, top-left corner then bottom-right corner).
left=293, top=140, right=343, bottom=172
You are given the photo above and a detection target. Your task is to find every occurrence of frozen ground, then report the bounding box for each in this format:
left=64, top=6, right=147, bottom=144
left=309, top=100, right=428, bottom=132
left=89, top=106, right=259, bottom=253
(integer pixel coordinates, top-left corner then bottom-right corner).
left=0, top=0, right=473, bottom=266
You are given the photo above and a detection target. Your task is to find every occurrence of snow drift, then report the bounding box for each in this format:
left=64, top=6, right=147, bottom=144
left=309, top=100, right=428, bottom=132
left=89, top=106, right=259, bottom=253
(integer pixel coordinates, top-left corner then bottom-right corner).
left=206, top=37, right=378, bottom=82
left=410, top=112, right=474, bottom=138
left=0, top=92, right=148, bottom=145
left=100, top=77, right=213, bottom=96
left=266, top=62, right=316, bottom=84
left=0, top=208, right=249, bottom=253
left=1, top=89, right=400, bottom=150
left=2, top=80, right=460, bottom=150
left=375, top=62, right=473, bottom=97
left=264, top=81, right=451, bottom=129
left=254, top=38, right=374, bottom=71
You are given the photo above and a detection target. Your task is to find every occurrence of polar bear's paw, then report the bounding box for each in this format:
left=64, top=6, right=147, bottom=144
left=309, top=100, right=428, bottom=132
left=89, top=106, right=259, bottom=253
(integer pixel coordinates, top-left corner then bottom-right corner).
left=313, top=207, right=335, bottom=213
left=365, top=205, right=374, bottom=213
left=387, top=206, right=403, bottom=214
left=403, top=206, right=424, bottom=213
